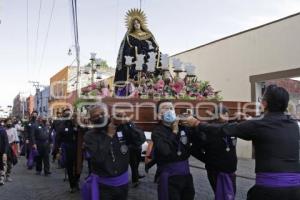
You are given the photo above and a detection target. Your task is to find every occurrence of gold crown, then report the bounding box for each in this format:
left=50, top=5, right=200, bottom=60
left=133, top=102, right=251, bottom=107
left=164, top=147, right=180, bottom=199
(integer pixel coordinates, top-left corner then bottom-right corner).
left=125, top=8, right=147, bottom=29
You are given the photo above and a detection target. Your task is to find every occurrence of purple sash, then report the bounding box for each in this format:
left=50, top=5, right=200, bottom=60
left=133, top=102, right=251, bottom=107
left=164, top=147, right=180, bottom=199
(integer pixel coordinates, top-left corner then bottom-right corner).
left=157, top=160, right=190, bottom=200
left=256, top=173, right=300, bottom=188
left=215, top=173, right=235, bottom=200
left=27, top=148, right=39, bottom=169
left=81, top=171, right=129, bottom=200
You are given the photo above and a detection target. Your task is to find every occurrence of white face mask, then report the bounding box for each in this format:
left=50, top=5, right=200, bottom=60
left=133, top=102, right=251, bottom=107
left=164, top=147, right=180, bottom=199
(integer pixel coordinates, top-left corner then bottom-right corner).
left=163, top=110, right=177, bottom=123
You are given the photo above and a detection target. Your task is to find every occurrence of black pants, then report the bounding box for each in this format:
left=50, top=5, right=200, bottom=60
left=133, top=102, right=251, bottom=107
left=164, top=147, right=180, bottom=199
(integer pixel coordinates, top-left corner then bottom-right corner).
left=247, top=185, right=300, bottom=200
left=159, top=174, right=195, bottom=200
left=65, top=143, right=80, bottom=188
left=207, top=170, right=236, bottom=194
left=0, top=153, right=3, bottom=171
left=99, top=184, right=128, bottom=200
left=129, top=148, right=141, bottom=183
left=25, top=143, right=31, bottom=159
left=36, top=143, right=50, bottom=173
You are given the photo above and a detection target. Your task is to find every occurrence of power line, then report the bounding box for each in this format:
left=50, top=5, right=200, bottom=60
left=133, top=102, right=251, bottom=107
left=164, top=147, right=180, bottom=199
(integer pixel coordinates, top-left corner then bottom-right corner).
left=70, top=0, right=81, bottom=95
left=37, top=0, right=56, bottom=78
left=33, top=0, right=43, bottom=75
left=26, top=0, right=29, bottom=78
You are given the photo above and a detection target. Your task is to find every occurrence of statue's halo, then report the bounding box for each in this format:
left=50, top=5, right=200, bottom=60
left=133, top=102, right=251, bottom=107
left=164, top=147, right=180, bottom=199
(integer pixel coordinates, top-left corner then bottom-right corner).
left=125, top=8, right=147, bottom=29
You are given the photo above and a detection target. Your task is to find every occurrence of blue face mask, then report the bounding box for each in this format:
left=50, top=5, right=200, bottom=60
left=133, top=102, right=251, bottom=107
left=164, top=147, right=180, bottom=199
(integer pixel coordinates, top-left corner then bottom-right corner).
left=163, top=110, right=176, bottom=123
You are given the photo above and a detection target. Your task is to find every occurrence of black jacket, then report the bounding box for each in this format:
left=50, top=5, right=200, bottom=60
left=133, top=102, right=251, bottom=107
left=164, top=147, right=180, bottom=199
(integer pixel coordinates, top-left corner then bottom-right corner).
left=53, top=120, right=77, bottom=149
left=30, top=122, right=52, bottom=145
left=151, top=124, right=191, bottom=166
left=197, top=113, right=300, bottom=173
left=84, top=122, right=145, bottom=177
left=0, top=126, right=9, bottom=154
left=191, top=122, right=237, bottom=173
left=24, top=120, right=36, bottom=142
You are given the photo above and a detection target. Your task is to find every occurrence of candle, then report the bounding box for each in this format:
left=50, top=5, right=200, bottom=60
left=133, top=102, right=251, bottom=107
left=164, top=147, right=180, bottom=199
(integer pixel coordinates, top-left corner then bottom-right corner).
left=173, top=58, right=183, bottom=71
left=135, top=54, right=145, bottom=71
left=185, top=63, right=196, bottom=75
left=147, top=52, right=157, bottom=72
left=161, top=54, right=169, bottom=70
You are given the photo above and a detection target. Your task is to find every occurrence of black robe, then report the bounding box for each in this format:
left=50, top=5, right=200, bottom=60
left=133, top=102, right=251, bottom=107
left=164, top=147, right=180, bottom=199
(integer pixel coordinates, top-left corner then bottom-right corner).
left=114, top=33, right=160, bottom=84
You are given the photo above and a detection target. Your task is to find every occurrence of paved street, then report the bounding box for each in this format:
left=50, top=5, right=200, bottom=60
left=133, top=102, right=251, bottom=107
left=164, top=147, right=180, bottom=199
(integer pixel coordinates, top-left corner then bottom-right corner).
left=0, top=157, right=255, bottom=200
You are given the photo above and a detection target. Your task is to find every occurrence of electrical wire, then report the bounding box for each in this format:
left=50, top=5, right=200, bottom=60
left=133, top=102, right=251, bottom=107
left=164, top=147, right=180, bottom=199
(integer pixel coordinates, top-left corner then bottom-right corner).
left=33, top=0, right=43, bottom=75
left=37, top=0, right=56, bottom=79
left=26, top=0, right=29, bottom=79
left=70, top=0, right=81, bottom=93
left=26, top=0, right=30, bottom=93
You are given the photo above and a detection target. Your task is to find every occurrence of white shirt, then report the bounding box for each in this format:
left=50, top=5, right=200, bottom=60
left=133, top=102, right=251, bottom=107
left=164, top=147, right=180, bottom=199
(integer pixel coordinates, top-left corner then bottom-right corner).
left=6, top=127, right=19, bottom=144
left=14, top=123, right=24, bottom=136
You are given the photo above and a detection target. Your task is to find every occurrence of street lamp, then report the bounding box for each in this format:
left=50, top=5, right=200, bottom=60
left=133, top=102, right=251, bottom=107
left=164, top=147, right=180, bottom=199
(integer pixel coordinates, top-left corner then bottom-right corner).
left=90, top=52, right=97, bottom=84
left=96, top=71, right=103, bottom=80
left=84, top=52, right=103, bottom=84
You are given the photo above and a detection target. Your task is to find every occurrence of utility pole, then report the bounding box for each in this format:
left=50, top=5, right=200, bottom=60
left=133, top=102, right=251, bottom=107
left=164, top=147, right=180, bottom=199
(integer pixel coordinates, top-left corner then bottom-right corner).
left=29, top=81, right=46, bottom=116
left=19, top=92, right=26, bottom=120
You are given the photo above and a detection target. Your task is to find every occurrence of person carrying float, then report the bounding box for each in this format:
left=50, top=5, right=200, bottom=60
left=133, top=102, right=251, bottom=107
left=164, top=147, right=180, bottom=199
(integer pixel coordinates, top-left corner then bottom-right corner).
left=151, top=100, right=195, bottom=200
left=82, top=105, right=145, bottom=200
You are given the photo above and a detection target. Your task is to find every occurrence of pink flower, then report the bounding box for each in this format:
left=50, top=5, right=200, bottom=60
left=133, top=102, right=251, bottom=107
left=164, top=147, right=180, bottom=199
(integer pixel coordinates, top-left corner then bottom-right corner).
left=197, top=94, right=205, bottom=101
left=81, top=86, right=92, bottom=93
left=192, top=83, right=199, bottom=88
left=133, top=90, right=139, bottom=98
left=154, top=80, right=165, bottom=91
left=171, top=80, right=185, bottom=94
left=91, top=83, right=97, bottom=90
left=101, top=88, right=110, bottom=97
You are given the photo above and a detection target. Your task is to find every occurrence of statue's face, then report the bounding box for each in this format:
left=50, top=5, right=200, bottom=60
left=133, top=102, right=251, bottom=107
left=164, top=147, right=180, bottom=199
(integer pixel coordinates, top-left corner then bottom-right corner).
left=133, top=19, right=141, bottom=30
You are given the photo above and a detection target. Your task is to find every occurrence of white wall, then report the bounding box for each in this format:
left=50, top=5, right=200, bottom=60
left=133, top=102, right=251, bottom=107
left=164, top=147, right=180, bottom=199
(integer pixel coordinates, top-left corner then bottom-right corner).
left=172, top=14, right=300, bottom=158
left=173, top=14, right=300, bottom=102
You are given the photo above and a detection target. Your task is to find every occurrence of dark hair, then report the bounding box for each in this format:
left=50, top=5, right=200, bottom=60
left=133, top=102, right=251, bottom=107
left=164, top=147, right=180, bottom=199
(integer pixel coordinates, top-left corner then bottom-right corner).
left=63, top=108, right=71, bottom=113
left=31, top=110, right=38, bottom=115
left=263, top=84, right=289, bottom=112
left=156, top=99, right=172, bottom=113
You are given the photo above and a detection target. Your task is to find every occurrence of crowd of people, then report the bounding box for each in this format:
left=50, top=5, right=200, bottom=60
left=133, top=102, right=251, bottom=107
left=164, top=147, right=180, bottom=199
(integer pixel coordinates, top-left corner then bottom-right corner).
left=0, top=84, right=300, bottom=200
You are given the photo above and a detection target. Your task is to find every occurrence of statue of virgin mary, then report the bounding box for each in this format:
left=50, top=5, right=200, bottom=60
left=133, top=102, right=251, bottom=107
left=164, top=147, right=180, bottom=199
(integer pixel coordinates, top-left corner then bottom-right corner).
left=114, top=9, right=160, bottom=96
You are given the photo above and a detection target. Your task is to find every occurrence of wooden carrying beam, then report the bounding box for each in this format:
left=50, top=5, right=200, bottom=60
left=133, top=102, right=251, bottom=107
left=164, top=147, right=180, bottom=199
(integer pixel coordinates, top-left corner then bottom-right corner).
left=99, top=97, right=255, bottom=131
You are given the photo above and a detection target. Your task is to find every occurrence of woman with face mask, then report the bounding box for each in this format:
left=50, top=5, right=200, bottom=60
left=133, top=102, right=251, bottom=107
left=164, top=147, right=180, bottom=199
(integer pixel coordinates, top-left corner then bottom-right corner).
left=151, top=100, right=195, bottom=200
left=4, top=119, right=19, bottom=182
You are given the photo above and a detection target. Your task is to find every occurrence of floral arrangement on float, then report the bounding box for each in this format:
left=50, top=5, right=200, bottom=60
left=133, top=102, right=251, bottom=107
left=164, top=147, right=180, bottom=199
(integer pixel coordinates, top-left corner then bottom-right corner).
left=80, top=81, right=111, bottom=97
left=80, top=53, right=221, bottom=101
left=115, top=53, right=222, bottom=101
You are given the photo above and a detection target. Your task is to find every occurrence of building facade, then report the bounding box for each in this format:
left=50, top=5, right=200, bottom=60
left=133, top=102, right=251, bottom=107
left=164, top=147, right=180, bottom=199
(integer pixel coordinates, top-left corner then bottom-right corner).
left=12, top=93, right=26, bottom=119
left=172, top=12, right=300, bottom=158
left=26, top=95, right=35, bottom=117
left=0, top=106, right=12, bottom=119
left=49, top=66, right=77, bottom=117
left=34, top=86, right=50, bottom=118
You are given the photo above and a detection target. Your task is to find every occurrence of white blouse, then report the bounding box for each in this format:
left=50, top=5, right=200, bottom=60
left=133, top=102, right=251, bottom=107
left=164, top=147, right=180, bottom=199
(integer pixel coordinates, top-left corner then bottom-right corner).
left=6, top=127, right=19, bottom=144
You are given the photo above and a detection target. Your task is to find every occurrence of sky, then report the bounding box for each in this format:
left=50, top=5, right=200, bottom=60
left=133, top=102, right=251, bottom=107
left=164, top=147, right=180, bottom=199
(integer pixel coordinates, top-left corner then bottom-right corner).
left=0, top=0, right=300, bottom=107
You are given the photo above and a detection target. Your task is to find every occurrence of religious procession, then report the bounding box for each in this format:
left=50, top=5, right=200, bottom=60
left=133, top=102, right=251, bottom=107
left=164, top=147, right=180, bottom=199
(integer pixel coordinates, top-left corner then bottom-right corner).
left=1, top=1, right=300, bottom=200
